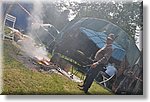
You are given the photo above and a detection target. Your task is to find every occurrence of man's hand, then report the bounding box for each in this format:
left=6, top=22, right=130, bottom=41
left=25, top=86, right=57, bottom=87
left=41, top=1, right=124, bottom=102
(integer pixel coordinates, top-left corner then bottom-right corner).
left=91, top=62, right=99, bottom=68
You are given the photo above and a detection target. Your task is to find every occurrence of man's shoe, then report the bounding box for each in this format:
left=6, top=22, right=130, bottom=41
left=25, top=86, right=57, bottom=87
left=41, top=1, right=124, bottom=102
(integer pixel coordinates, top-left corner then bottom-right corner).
left=78, top=84, right=83, bottom=87
left=78, top=87, right=90, bottom=94
left=78, top=87, right=84, bottom=91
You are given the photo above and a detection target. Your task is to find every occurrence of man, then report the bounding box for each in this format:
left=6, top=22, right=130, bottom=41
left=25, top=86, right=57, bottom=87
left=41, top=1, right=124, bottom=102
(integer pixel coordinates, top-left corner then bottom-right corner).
left=78, top=33, right=115, bottom=93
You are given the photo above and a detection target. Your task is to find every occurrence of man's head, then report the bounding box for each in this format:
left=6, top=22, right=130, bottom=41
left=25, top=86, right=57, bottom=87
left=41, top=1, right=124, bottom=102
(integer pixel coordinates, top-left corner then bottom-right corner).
left=106, top=33, right=115, bottom=44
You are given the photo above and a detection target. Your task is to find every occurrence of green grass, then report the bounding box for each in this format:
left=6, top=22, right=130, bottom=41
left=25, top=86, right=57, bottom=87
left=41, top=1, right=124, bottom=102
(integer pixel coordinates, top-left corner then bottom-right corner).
left=2, top=41, right=113, bottom=95
left=4, top=26, right=11, bottom=35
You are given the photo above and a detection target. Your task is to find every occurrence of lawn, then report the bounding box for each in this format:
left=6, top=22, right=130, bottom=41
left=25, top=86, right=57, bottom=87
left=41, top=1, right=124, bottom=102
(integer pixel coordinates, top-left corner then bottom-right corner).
left=2, top=41, right=112, bottom=95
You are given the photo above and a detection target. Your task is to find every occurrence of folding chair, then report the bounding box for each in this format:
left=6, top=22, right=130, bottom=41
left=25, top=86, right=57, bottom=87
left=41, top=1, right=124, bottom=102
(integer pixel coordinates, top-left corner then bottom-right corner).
left=98, top=71, right=115, bottom=87
left=3, top=13, right=16, bottom=41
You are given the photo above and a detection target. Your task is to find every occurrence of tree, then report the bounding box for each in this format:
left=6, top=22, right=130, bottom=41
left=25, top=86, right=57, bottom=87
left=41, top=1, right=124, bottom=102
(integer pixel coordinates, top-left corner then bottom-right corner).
left=42, top=1, right=142, bottom=40
left=74, top=1, right=143, bottom=39
left=42, top=2, right=70, bottom=31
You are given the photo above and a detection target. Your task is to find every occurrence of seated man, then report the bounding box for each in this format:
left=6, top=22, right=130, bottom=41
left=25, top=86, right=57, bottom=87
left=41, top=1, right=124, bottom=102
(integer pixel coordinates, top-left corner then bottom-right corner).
left=105, top=63, right=117, bottom=77
left=100, top=63, right=117, bottom=89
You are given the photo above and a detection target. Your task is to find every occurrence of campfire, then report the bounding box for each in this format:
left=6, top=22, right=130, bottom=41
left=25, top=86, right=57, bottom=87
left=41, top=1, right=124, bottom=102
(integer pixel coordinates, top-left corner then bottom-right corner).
left=34, top=55, right=51, bottom=66
left=11, top=29, right=54, bottom=69
left=9, top=29, right=81, bottom=82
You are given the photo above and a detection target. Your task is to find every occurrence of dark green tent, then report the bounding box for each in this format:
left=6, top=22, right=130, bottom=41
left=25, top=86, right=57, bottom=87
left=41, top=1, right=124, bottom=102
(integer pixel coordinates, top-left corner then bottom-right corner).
left=55, top=17, right=140, bottom=68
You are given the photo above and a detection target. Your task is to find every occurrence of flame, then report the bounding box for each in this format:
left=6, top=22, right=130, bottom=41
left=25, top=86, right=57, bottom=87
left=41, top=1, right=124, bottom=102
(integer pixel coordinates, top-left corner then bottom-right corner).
left=35, top=56, right=50, bottom=66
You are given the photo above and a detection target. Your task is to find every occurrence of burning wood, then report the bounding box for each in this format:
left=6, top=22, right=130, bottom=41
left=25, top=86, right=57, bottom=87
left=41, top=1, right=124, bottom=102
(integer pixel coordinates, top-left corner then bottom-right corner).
left=34, top=56, right=50, bottom=66
left=15, top=32, right=50, bottom=64
left=10, top=28, right=52, bottom=70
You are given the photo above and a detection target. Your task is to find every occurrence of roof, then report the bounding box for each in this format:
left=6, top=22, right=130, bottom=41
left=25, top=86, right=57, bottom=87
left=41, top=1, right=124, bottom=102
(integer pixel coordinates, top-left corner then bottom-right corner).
left=80, top=27, right=126, bottom=61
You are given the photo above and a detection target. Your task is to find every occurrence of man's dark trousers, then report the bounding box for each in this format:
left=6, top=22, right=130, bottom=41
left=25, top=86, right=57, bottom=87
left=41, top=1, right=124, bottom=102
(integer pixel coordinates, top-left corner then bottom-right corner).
left=82, top=64, right=104, bottom=93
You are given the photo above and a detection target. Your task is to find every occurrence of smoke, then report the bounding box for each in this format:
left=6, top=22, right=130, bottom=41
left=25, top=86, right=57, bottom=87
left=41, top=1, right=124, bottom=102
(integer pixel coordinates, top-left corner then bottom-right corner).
left=17, top=36, right=50, bottom=61
left=19, top=1, right=50, bottom=61
left=27, top=1, right=44, bottom=39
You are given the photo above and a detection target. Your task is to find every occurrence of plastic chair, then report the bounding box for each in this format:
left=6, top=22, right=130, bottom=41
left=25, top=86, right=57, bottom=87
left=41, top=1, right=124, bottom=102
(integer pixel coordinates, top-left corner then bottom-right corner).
left=3, top=13, right=16, bottom=40
left=98, top=71, right=115, bottom=87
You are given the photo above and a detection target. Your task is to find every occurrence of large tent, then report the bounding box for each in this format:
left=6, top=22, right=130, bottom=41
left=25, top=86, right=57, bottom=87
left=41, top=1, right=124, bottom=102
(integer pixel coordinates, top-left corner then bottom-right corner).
left=55, top=17, right=140, bottom=68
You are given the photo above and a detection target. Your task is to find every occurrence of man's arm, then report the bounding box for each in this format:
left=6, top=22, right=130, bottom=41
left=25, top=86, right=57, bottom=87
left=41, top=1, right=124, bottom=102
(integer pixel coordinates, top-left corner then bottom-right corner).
left=97, top=51, right=111, bottom=64
left=91, top=49, right=112, bottom=68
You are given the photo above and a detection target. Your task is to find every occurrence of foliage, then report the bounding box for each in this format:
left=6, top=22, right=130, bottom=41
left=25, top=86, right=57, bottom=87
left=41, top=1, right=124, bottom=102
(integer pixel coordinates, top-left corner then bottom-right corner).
left=42, top=1, right=142, bottom=40
left=42, top=3, right=70, bottom=31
